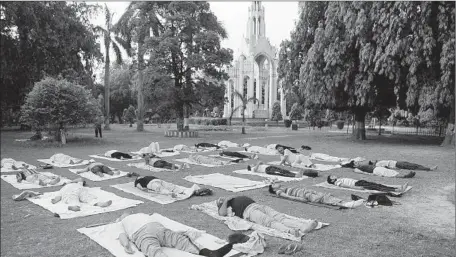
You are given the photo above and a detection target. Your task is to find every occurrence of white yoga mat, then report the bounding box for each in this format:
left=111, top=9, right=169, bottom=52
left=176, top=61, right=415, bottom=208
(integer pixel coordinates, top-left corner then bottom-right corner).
left=37, top=159, right=89, bottom=168
left=88, top=154, right=143, bottom=162
left=111, top=182, right=198, bottom=204
left=131, top=151, right=181, bottom=158
left=180, top=149, right=213, bottom=153
left=1, top=163, right=37, bottom=173
left=27, top=187, right=143, bottom=219
left=77, top=213, right=241, bottom=257
left=127, top=162, right=173, bottom=172
left=175, top=158, right=234, bottom=168
left=267, top=161, right=341, bottom=171
left=1, top=172, right=72, bottom=189
left=241, top=150, right=278, bottom=156
left=208, top=155, right=249, bottom=161
left=233, top=169, right=308, bottom=182
left=314, top=182, right=412, bottom=196
left=69, top=167, right=128, bottom=181
left=184, top=173, right=268, bottom=192
left=191, top=201, right=329, bottom=242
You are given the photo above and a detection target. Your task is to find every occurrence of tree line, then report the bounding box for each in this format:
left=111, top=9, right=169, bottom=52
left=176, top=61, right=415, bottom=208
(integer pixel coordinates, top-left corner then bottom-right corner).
left=278, top=1, right=454, bottom=145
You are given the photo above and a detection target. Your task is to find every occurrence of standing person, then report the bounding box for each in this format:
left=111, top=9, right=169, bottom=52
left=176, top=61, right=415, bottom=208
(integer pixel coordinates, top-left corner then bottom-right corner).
left=95, top=114, right=104, bottom=138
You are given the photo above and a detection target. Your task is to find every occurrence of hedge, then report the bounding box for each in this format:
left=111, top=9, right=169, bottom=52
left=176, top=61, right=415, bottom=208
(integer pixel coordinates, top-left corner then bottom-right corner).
left=189, top=118, right=227, bottom=126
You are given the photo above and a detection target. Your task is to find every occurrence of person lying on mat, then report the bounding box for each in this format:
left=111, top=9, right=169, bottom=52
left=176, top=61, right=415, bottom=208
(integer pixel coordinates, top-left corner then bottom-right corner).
left=144, top=154, right=190, bottom=171
left=50, top=153, right=84, bottom=165
left=353, top=163, right=416, bottom=178
left=369, top=160, right=437, bottom=171
left=104, top=150, right=134, bottom=160
left=264, top=144, right=298, bottom=153
left=76, top=161, right=120, bottom=177
left=217, top=196, right=318, bottom=237
left=326, top=175, right=409, bottom=193
left=134, top=176, right=211, bottom=198
left=117, top=212, right=237, bottom=257
left=16, top=168, right=61, bottom=186
left=247, top=161, right=318, bottom=178
left=268, top=183, right=364, bottom=208
left=188, top=154, right=242, bottom=166
left=276, top=146, right=315, bottom=168
left=218, top=140, right=240, bottom=148
left=51, top=182, right=112, bottom=211
left=244, top=145, right=278, bottom=155
left=219, top=151, right=258, bottom=160
left=2, top=158, right=34, bottom=170
left=195, top=142, right=221, bottom=149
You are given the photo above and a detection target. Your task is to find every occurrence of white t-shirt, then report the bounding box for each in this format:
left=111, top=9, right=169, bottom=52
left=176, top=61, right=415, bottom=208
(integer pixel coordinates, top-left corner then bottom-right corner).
left=121, top=213, right=152, bottom=238
left=375, top=160, right=397, bottom=169
left=104, top=150, right=118, bottom=157
left=266, top=144, right=277, bottom=150
left=334, top=178, right=358, bottom=188
left=173, top=144, right=188, bottom=151
left=218, top=141, right=239, bottom=147
left=283, top=149, right=297, bottom=163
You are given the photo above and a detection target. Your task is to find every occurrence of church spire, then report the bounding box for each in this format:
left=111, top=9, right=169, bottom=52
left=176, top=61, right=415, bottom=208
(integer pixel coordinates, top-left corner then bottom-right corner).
left=246, top=1, right=265, bottom=42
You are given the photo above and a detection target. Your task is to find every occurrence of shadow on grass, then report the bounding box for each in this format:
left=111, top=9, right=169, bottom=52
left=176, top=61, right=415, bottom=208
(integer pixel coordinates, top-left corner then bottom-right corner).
left=17, top=135, right=111, bottom=148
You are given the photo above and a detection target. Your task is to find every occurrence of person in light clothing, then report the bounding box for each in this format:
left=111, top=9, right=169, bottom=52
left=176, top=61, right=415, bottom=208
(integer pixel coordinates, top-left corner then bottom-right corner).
left=277, top=147, right=315, bottom=168
left=269, top=183, right=365, bottom=208
left=218, top=141, right=240, bottom=148
left=327, top=175, right=409, bottom=193
left=118, top=213, right=234, bottom=257
left=16, top=168, right=61, bottom=186
left=217, top=196, right=318, bottom=237
left=245, top=146, right=278, bottom=155
left=354, top=163, right=415, bottom=178
left=188, top=154, right=242, bottom=166
left=371, top=160, right=437, bottom=171
left=1, top=158, right=35, bottom=170
left=134, top=176, right=200, bottom=198
left=50, top=153, right=84, bottom=165
left=144, top=155, right=189, bottom=170
left=51, top=182, right=112, bottom=211
left=76, top=161, right=120, bottom=177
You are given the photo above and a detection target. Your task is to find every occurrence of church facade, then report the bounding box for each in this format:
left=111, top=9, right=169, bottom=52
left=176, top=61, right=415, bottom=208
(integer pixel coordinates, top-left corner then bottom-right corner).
left=223, top=1, right=286, bottom=119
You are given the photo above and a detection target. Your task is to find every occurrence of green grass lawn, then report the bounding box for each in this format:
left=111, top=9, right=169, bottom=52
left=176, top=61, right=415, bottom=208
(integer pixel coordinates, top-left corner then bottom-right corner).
left=1, top=124, right=454, bottom=257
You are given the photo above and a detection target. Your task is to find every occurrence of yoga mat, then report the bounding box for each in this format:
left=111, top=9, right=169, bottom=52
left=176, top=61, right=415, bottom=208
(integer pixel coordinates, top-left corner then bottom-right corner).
left=127, top=162, right=175, bottom=172
left=233, top=169, right=308, bottom=182
left=88, top=154, right=143, bottom=162
left=131, top=151, right=181, bottom=158
left=184, top=173, right=268, bottom=192
left=27, top=187, right=143, bottom=219
left=175, top=158, right=235, bottom=168
left=314, top=182, right=412, bottom=196
left=37, top=158, right=89, bottom=168
left=1, top=161, right=37, bottom=173
left=267, top=161, right=341, bottom=171
left=1, top=172, right=72, bottom=190
left=69, top=167, right=128, bottom=181
left=77, top=213, right=241, bottom=257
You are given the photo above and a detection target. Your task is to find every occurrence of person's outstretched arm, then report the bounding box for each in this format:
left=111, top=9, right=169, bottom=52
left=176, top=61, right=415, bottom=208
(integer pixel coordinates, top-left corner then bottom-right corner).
left=119, top=233, right=135, bottom=254
left=218, top=196, right=234, bottom=216
left=76, top=166, right=89, bottom=174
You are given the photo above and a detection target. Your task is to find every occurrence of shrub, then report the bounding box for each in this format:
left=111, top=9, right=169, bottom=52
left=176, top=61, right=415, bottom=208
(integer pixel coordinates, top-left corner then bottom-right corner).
left=20, top=77, right=101, bottom=142
left=336, top=120, right=345, bottom=129
left=271, top=102, right=283, bottom=123
left=188, top=118, right=227, bottom=126
left=284, top=119, right=292, bottom=128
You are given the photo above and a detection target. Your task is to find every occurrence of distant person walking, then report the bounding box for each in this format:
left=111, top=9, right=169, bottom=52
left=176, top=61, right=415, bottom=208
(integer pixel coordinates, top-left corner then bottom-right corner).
left=95, top=114, right=104, bottom=138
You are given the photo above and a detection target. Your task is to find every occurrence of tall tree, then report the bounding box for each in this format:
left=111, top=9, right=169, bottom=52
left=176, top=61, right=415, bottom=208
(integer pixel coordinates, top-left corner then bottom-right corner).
left=108, top=64, right=135, bottom=123
left=1, top=2, right=101, bottom=124
left=145, top=1, right=233, bottom=131
left=115, top=2, right=164, bottom=131
left=94, top=4, right=131, bottom=129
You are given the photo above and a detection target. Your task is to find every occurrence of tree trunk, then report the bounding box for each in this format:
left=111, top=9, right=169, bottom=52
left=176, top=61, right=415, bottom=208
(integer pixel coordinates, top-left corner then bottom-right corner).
left=441, top=103, right=455, bottom=147
left=378, top=120, right=382, bottom=135
left=241, top=107, right=246, bottom=134
left=352, top=109, right=366, bottom=140
left=183, top=104, right=190, bottom=131
left=136, top=44, right=145, bottom=132
left=104, top=41, right=111, bottom=130
left=176, top=102, right=184, bottom=131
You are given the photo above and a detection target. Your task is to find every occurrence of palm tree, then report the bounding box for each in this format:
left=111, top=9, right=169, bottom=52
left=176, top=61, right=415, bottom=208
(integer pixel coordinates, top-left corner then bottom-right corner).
left=94, top=4, right=131, bottom=130
left=230, top=90, right=259, bottom=134
left=114, top=2, right=163, bottom=132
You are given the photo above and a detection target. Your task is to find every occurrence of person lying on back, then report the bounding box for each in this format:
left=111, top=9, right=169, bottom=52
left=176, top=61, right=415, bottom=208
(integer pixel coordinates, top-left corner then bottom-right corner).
left=195, top=143, right=221, bottom=149
left=247, top=161, right=318, bottom=178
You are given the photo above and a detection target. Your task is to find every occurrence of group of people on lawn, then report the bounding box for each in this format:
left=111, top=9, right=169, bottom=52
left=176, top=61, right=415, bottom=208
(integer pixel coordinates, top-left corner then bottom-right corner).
left=5, top=140, right=437, bottom=257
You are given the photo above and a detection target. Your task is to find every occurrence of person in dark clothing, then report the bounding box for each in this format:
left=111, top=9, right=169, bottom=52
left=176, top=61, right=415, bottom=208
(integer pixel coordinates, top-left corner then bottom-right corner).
left=274, top=144, right=298, bottom=153
left=216, top=196, right=318, bottom=237
left=327, top=175, right=408, bottom=193
left=370, top=160, right=437, bottom=171
left=195, top=143, right=220, bottom=149
left=94, top=114, right=104, bottom=138
left=144, top=154, right=189, bottom=170
left=355, top=163, right=416, bottom=178
left=76, top=162, right=120, bottom=177
left=248, top=161, right=319, bottom=178
left=219, top=151, right=258, bottom=160
left=104, top=150, right=133, bottom=159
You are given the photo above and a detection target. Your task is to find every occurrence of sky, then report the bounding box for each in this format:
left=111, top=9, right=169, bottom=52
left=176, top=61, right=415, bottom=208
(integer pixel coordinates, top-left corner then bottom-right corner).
left=89, top=1, right=299, bottom=80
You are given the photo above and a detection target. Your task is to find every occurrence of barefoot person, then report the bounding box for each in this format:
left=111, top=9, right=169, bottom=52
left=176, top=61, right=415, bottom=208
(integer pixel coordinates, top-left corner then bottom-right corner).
left=134, top=176, right=208, bottom=198
left=219, top=151, right=258, bottom=160
left=117, top=212, right=235, bottom=257
left=16, top=168, right=61, bottom=186
left=276, top=146, right=315, bottom=168
left=50, top=153, right=84, bottom=165
left=195, top=142, right=221, bottom=149
left=104, top=150, right=134, bottom=160
left=188, top=154, right=242, bottom=166
left=51, top=182, right=112, bottom=211
left=217, top=196, right=319, bottom=237
left=247, top=161, right=318, bottom=178
left=370, top=160, right=437, bottom=171
left=268, top=183, right=365, bottom=208
left=76, top=162, right=120, bottom=177
left=327, top=175, right=409, bottom=193
left=144, top=154, right=189, bottom=171
left=245, top=145, right=278, bottom=155
left=354, top=163, right=416, bottom=178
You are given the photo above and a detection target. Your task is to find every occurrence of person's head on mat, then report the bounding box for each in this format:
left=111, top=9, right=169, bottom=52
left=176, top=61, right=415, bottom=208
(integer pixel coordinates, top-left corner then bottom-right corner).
left=269, top=183, right=281, bottom=194
left=327, top=175, right=338, bottom=184
left=276, top=146, right=285, bottom=154
left=216, top=197, right=226, bottom=209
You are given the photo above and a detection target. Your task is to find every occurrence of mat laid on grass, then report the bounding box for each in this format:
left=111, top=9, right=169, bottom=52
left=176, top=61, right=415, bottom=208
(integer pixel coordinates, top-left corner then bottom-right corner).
left=232, top=169, right=308, bottom=182
left=88, top=154, right=143, bottom=162
left=27, top=187, right=143, bottom=219
left=131, top=151, right=181, bottom=158
left=267, top=161, right=341, bottom=171
left=184, top=173, right=268, bottom=192
left=191, top=200, right=329, bottom=242
left=68, top=167, right=128, bottom=181
left=175, top=158, right=235, bottom=168
left=37, top=158, right=89, bottom=168
left=314, top=182, right=412, bottom=196
left=77, top=213, right=242, bottom=257
left=1, top=162, right=37, bottom=173
left=1, top=172, right=72, bottom=190
left=127, top=162, right=175, bottom=172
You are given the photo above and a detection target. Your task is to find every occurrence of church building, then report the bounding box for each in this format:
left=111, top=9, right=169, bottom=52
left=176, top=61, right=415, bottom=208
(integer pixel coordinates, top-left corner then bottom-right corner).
left=223, top=1, right=286, bottom=119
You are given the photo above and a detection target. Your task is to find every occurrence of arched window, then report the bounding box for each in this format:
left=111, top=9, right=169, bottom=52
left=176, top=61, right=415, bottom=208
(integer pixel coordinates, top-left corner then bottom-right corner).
left=243, top=77, right=249, bottom=97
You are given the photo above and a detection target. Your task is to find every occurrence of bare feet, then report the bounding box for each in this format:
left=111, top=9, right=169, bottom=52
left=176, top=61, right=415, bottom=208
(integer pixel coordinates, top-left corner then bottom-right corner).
left=300, top=220, right=318, bottom=233
left=49, top=176, right=61, bottom=185
left=68, top=205, right=81, bottom=212
left=296, top=170, right=304, bottom=178
left=95, top=200, right=112, bottom=208
left=430, top=165, right=438, bottom=171
left=252, top=154, right=259, bottom=160
left=402, top=171, right=416, bottom=178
